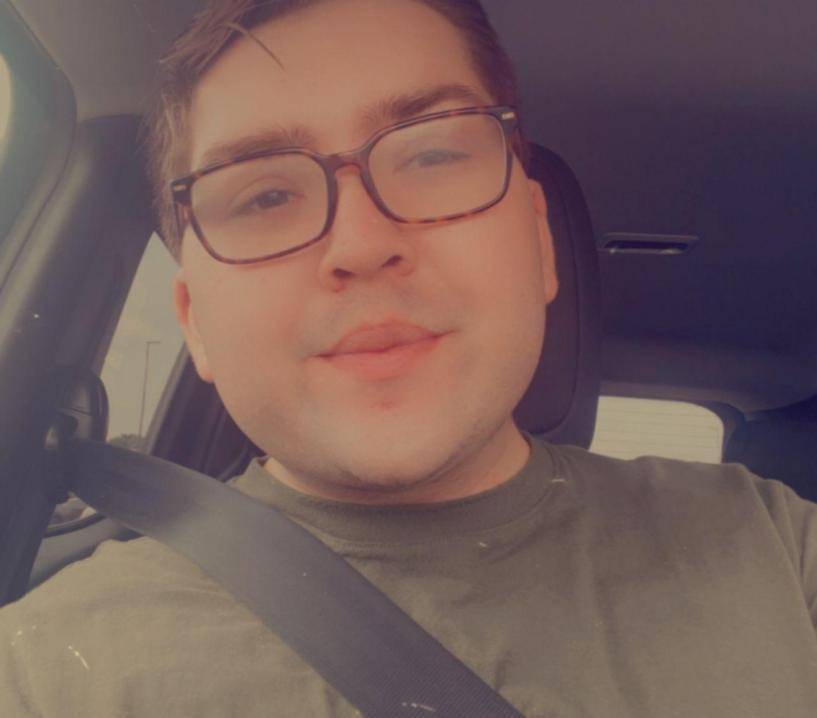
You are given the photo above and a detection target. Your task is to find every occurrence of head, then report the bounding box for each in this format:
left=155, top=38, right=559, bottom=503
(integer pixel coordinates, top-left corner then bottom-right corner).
left=147, top=0, right=559, bottom=502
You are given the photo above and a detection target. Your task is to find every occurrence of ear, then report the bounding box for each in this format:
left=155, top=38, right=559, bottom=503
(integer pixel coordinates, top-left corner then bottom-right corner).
left=528, top=179, right=559, bottom=305
left=172, top=269, right=215, bottom=384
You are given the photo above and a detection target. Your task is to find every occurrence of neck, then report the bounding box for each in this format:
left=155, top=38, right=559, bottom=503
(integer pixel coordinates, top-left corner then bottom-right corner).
left=263, top=422, right=532, bottom=506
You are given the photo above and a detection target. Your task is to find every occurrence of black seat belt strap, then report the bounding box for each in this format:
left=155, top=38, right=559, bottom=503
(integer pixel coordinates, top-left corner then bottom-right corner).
left=65, top=439, right=525, bottom=718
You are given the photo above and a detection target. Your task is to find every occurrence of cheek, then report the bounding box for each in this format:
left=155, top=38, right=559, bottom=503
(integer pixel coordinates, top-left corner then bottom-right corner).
left=192, top=277, right=309, bottom=438
left=456, top=190, right=546, bottom=323
left=447, top=190, right=548, bottom=379
left=188, top=267, right=300, bottom=381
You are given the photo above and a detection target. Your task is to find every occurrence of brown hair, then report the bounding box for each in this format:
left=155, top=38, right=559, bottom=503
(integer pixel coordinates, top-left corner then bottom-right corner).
left=143, top=0, right=527, bottom=259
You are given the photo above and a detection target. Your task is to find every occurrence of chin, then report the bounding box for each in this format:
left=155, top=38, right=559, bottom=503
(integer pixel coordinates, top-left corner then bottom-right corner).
left=239, top=404, right=450, bottom=471
left=338, top=447, right=444, bottom=487
left=320, top=420, right=459, bottom=479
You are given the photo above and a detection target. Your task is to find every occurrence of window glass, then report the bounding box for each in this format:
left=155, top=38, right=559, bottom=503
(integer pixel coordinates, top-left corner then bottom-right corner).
left=590, top=396, right=724, bottom=463
left=101, top=234, right=185, bottom=451
left=0, top=54, right=10, bottom=146
left=49, top=235, right=184, bottom=529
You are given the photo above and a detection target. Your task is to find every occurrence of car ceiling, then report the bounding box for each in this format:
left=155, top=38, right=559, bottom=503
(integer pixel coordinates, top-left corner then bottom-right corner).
left=6, top=0, right=817, bottom=413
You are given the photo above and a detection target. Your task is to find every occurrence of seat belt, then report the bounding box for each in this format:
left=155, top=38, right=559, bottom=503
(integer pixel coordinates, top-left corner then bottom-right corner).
left=64, top=438, right=526, bottom=718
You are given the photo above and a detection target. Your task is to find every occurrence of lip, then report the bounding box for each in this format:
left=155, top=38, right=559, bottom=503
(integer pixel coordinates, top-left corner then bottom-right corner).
left=322, top=321, right=441, bottom=357
left=317, top=320, right=446, bottom=381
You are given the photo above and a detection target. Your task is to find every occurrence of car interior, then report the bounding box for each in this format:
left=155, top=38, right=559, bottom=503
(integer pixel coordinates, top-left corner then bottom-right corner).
left=1, top=0, right=816, bottom=621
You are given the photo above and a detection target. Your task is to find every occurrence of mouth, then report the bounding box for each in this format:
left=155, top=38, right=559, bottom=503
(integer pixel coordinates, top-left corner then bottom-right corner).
left=318, top=334, right=445, bottom=381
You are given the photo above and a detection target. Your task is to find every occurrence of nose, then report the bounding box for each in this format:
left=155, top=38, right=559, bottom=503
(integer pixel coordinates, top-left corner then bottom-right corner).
left=317, top=166, right=417, bottom=287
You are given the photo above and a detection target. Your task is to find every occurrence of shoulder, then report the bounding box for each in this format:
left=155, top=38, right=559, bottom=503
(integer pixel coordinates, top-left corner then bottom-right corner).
left=0, top=535, right=240, bottom=663
left=7, top=536, right=217, bottom=616
left=0, top=537, right=341, bottom=716
left=539, top=439, right=817, bottom=548
left=546, top=441, right=804, bottom=509
left=0, top=536, right=271, bottom=714
left=543, top=442, right=817, bottom=587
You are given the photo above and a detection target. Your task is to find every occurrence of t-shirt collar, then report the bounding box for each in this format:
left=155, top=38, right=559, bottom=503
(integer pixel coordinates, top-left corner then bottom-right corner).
left=228, top=430, right=557, bottom=544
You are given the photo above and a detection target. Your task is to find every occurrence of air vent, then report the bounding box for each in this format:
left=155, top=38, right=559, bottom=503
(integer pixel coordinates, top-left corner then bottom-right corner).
left=599, top=233, right=698, bottom=255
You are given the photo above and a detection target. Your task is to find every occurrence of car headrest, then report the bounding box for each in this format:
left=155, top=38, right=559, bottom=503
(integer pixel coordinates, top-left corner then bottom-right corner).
left=512, top=144, right=602, bottom=448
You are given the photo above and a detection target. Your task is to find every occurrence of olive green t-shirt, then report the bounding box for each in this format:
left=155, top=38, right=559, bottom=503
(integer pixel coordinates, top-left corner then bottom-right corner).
left=2, top=433, right=817, bottom=717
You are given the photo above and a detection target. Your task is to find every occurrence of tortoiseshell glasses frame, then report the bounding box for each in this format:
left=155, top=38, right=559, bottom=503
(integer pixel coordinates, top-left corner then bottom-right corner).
left=169, top=105, right=519, bottom=265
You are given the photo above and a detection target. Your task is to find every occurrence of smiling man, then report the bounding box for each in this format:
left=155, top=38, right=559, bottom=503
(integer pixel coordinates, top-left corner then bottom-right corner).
left=1, top=1, right=817, bottom=716
left=168, top=0, right=557, bottom=507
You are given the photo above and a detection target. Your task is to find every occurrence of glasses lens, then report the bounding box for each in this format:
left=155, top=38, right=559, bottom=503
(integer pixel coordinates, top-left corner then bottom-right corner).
left=370, top=113, right=508, bottom=221
left=190, top=153, right=327, bottom=261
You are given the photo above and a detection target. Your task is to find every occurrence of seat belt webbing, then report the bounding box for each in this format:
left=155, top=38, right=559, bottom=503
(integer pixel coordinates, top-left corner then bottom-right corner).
left=66, top=439, right=525, bottom=718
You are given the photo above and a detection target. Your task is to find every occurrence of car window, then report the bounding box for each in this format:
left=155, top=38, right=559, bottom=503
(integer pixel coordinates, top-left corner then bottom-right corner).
left=590, top=396, right=724, bottom=463
left=101, top=234, right=184, bottom=451
left=48, top=234, right=184, bottom=528
left=0, top=54, right=10, bottom=145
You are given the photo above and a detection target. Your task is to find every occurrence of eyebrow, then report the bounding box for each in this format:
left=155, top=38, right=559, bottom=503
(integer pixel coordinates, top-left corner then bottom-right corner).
left=196, top=82, right=490, bottom=170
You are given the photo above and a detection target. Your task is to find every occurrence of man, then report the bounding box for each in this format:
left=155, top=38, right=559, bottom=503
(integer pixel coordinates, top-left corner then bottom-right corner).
left=2, top=0, right=816, bottom=716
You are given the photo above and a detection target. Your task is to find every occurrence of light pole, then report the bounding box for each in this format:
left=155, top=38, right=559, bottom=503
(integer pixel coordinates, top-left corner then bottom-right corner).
left=138, top=340, right=161, bottom=439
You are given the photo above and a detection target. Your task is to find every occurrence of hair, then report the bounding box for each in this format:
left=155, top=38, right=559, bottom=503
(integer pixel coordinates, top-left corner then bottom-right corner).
left=143, top=0, right=528, bottom=259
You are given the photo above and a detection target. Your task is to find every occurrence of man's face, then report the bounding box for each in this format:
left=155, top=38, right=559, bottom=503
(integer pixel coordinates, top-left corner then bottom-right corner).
left=173, top=0, right=558, bottom=499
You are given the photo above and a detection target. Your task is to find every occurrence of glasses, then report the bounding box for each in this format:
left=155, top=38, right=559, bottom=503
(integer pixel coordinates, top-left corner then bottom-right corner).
left=170, top=105, right=519, bottom=265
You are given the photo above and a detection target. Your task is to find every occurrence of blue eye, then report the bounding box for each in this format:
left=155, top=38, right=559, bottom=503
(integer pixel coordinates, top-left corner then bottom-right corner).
left=252, top=190, right=291, bottom=209
left=405, top=149, right=469, bottom=169
left=234, top=189, right=292, bottom=216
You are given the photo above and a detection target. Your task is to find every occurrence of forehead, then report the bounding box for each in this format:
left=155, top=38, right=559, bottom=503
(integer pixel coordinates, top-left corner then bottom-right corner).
left=188, top=0, right=489, bottom=168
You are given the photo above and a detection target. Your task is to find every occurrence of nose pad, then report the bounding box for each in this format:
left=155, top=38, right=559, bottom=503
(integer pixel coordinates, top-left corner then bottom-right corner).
left=333, top=166, right=391, bottom=226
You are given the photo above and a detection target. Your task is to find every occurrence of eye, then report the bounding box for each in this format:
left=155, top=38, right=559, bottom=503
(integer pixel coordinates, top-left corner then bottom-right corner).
left=402, top=149, right=469, bottom=169
left=233, top=189, right=294, bottom=216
